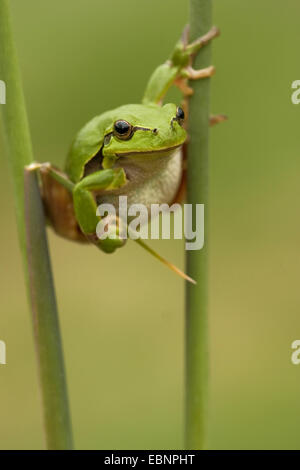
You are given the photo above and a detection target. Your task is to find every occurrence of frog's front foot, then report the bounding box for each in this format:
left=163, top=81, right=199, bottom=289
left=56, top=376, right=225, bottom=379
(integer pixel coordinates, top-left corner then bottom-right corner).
left=175, top=65, right=216, bottom=97
left=87, top=214, right=127, bottom=254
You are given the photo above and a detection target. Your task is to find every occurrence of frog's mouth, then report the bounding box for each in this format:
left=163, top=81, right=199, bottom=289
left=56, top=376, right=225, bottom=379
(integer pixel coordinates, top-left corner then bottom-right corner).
left=115, top=143, right=182, bottom=158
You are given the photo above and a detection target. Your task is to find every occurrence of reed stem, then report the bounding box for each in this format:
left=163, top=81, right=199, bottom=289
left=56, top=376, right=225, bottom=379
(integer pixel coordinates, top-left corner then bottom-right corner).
left=0, top=0, right=73, bottom=449
left=185, top=0, right=213, bottom=450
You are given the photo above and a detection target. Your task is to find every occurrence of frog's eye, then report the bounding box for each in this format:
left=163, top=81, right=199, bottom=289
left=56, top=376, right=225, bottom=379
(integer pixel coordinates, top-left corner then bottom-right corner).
left=113, top=120, right=133, bottom=140
left=171, top=106, right=185, bottom=129
left=176, top=107, right=185, bottom=123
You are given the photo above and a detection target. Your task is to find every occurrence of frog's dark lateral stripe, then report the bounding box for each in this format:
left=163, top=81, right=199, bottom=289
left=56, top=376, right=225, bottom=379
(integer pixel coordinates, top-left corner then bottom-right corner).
left=132, top=125, right=157, bottom=134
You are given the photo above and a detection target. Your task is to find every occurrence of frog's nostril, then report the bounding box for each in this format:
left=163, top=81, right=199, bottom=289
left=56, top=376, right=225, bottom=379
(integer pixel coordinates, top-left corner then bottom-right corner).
left=152, top=128, right=158, bottom=135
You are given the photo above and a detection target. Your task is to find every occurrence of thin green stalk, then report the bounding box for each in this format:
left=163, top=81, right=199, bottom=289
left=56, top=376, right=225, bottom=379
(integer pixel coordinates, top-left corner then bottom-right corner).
left=185, top=0, right=212, bottom=449
left=0, top=0, right=73, bottom=449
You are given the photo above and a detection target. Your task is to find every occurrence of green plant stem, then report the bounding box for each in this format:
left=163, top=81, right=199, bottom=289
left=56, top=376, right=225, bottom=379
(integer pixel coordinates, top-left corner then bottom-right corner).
left=185, top=0, right=212, bottom=450
left=0, top=0, right=73, bottom=449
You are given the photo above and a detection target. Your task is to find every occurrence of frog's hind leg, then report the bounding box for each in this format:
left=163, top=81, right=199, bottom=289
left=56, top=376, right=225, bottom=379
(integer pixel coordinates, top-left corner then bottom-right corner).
left=173, top=25, right=219, bottom=101
left=25, top=163, right=86, bottom=243
left=142, top=24, right=220, bottom=105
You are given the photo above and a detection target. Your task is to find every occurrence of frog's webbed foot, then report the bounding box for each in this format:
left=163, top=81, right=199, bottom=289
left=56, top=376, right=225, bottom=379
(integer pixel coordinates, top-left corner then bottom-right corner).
left=174, top=77, right=194, bottom=97
left=177, top=66, right=216, bottom=100
left=89, top=214, right=127, bottom=254
left=184, top=65, right=215, bottom=80
left=172, top=25, right=219, bottom=99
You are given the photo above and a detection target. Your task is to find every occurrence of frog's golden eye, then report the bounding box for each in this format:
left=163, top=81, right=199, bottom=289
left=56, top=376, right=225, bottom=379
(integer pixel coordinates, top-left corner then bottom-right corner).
left=176, top=106, right=185, bottom=123
left=113, top=120, right=133, bottom=140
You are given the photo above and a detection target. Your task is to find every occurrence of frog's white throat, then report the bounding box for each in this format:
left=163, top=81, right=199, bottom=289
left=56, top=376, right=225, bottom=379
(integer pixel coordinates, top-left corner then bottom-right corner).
left=97, top=146, right=183, bottom=210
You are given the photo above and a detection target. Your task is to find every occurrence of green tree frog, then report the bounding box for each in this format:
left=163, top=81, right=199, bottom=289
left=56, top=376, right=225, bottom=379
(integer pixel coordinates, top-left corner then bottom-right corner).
left=27, top=26, right=222, bottom=282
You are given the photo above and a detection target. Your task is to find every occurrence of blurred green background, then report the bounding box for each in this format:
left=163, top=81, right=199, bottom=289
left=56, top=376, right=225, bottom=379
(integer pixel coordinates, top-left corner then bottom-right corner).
left=0, top=0, right=300, bottom=450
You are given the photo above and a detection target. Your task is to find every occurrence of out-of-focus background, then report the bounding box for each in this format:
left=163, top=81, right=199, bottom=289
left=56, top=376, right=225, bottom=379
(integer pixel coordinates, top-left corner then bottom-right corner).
left=0, top=0, right=299, bottom=450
